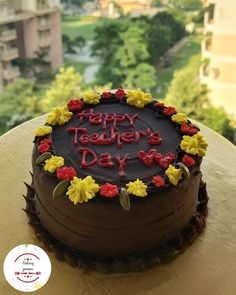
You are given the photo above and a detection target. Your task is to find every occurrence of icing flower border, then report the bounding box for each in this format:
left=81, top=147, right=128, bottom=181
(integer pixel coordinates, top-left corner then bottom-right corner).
left=34, top=89, right=208, bottom=206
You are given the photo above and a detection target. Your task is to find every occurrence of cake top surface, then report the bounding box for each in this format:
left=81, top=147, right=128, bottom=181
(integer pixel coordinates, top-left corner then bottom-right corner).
left=34, top=89, right=208, bottom=209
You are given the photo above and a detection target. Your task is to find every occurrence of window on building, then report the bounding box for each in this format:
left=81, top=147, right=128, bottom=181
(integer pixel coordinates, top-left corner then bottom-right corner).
left=37, top=0, right=50, bottom=10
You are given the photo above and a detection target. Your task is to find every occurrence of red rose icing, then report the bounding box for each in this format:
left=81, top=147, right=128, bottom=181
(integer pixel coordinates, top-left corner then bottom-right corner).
left=56, top=166, right=77, bottom=180
left=152, top=175, right=165, bottom=187
left=67, top=99, right=84, bottom=111
left=38, top=138, right=52, bottom=153
left=100, top=183, right=119, bottom=198
left=102, top=91, right=112, bottom=98
left=182, top=155, right=195, bottom=167
left=115, top=88, right=126, bottom=99
left=38, top=143, right=50, bottom=153
left=181, top=123, right=198, bottom=135
left=163, top=107, right=177, bottom=116
left=40, top=138, right=52, bottom=145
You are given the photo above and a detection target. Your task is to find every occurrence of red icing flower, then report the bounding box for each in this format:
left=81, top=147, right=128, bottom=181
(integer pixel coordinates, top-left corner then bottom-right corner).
left=56, top=166, right=77, bottom=180
left=153, top=101, right=165, bottom=108
left=152, top=175, right=165, bottom=187
left=38, top=143, right=50, bottom=153
left=102, top=91, right=112, bottom=98
left=100, top=183, right=119, bottom=198
left=163, top=106, right=177, bottom=116
left=40, top=138, right=52, bottom=145
left=115, top=88, right=126, bottom=99
left=182, top=155, right=195, bottom=167
left=181, top=123, right=198, bottom=135
left=38, top=138, right=52, bottom=153
left=67, top=99, right=84, bottom=111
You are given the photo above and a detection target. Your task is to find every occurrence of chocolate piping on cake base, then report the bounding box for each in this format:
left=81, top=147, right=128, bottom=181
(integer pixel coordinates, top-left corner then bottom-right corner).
left=23, top=173, right=208, bottom=273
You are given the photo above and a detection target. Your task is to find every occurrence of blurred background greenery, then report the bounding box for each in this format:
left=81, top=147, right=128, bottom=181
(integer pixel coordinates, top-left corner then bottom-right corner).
left=0, top=0, right=235, bottom=143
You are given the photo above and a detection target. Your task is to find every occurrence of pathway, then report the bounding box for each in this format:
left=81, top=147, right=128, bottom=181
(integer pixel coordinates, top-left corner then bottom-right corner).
left=64, top=41, right=99, bottom=83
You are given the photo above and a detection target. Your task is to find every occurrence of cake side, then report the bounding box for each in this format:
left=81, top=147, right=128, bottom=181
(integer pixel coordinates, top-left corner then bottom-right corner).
left=32, top=149, right=201, bottom=255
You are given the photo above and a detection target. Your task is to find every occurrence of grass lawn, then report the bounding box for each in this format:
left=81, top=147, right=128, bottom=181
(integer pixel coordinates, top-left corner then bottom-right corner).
left=62, top=16, right=104, bottom=41
left=155, top=34, right=202, bottom=99
left=64, top=58, right=92, bottom=74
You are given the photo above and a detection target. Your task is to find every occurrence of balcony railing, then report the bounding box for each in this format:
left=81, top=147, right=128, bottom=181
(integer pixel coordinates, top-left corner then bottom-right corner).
left=0, top=7, right=15, bottom=19
left=38, top=22, right=51, bottom=31
left=39, top=37, right=51, bottom=47
left=3, top=66, right=20, bottom=80
left=0, top=48, right=19, bottom=61
left=0, top=30, right=17, bottom=42
left=36, top=0, right=61, bottom=10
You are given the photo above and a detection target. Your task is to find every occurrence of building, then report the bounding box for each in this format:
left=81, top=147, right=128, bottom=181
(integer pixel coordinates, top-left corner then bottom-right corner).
left=200, top=0, right=236, bottom=117
left=99, top=0, right=152, bottom=17
left=0, top=0, right=63, bottom=92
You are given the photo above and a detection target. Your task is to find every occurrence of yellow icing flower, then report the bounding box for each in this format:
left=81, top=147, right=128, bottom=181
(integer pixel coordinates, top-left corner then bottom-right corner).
left=83, top=92, right=100, bottom=104
left=35, top=126, right=52, bottom=137
left=126, top=89, right=152, bottom=109
left=46, top=105, right=72, bottom=126
left=44, top=155, right=64, bottom=173
left=126, top=179, right=147, bottom=197
left=66, top=176, right=100, bottom=204
left=165, top=164, right=182, bottom=186
left=180, top=133, right=208, bottom=157
left=171, top=113, right=188, bottom=124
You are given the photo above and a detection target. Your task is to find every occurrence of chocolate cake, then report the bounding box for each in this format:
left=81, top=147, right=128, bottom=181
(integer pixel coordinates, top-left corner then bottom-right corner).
left=25, top=89, right=208, bottom=271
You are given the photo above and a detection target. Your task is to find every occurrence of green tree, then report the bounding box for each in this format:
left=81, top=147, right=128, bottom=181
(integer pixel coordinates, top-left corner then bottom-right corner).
left=62, top=34, right=76, bottom=53
left=0, top=79, right=42, bottom=134
left=114, top=26, right=156, bottom=89
left=40, top=66, right=84, bottom=112
left=166, top=68, right=209, bottom=116
left=92, top=13, right=186, bottom=87
left=166, top=68, right=234, bottom=141
left=74, top=36, right=86, bottom=52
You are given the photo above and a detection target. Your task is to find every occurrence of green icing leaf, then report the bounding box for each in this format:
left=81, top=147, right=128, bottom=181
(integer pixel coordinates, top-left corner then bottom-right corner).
left=53, top=180, right=70, bottom=200
left=119, top=188, right=131, bottom=211
left=35, top=152, right=52, bottom=165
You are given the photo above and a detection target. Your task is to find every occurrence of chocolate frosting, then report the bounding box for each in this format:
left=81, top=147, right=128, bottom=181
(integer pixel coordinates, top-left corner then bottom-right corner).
left=50, top=102, right=182, bottom=185
left=31, top=100, right=202, bottom=256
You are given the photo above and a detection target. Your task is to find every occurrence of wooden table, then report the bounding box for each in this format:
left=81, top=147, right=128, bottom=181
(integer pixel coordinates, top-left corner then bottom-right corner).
left=0, top=115, right=236, bottom=295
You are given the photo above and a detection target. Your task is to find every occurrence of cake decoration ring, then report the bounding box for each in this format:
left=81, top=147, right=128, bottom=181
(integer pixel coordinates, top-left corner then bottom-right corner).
left=33, top=88, right=208, bottom=209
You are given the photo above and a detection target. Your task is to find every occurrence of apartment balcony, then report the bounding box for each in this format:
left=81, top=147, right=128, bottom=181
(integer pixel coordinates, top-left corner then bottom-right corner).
left=38, top=22, right=51, bottom=31
left=0, top=29, right=17, bottom=42
left=200, top=64, right=211, bottom=84
left=203, top=0, right=216, bottom=6
left=0, top=7, right=15, bottom=19
left=204, top=12, right=214, bottom=34
left=0, top=48, right=19, bottom=61
left=39, top=37, right=51, bottom=48
left=35, top=0, right=61, bottom=14
left=201, top=39, right=212, bottom=59
left=2, top=66, right=20, bottom=81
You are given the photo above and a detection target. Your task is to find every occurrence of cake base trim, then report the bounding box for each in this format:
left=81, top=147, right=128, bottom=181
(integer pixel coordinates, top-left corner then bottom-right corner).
left=23, top=173, right=208, bottom=273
